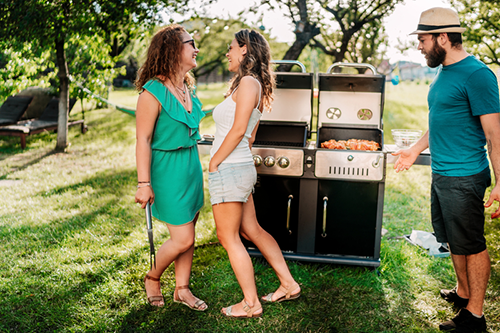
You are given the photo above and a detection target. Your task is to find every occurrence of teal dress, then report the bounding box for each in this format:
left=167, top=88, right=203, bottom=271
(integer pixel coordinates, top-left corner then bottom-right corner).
left=142, top=79, right=205, bottom=225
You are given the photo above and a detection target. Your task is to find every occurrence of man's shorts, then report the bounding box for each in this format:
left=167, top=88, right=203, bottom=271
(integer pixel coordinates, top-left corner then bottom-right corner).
left=431, top=167, right=491, bottom=255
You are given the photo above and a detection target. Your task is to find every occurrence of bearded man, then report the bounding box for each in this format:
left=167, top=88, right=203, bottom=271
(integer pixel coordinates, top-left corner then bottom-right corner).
left=392, top=7, right=500, bottom=333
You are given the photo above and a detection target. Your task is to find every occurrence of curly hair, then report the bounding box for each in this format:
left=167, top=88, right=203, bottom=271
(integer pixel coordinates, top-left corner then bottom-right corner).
left=135, top=24, right=195, bottom=91
left=226, top=29, right=275, bottom=111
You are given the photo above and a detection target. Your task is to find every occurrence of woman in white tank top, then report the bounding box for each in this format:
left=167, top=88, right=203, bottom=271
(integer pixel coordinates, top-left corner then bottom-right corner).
left=208, top=29, right=301, bottom=318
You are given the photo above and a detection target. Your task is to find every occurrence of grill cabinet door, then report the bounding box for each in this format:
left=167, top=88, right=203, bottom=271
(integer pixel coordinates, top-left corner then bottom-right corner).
left=243, top=175, right=300, bottom=252
left=315, top=180, right=379, bottom=257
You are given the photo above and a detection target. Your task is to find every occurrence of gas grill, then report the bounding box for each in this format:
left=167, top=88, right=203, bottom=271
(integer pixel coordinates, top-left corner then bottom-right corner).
left=245, top=62, right=386, bottom=267
left=313, top=63, right=386, bottom=265
left=245, top=60, right=314, bottom=252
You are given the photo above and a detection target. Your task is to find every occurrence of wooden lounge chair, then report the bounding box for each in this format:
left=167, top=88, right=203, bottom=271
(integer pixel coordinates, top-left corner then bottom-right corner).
left=0, top=96, right=34, bottom=126
left=0, top=98, right=86, bottom=149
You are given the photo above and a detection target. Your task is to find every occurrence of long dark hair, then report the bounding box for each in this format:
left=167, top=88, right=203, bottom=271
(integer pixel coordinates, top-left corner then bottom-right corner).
left=226, top=29, right=275, bottom=110
left=135, top=24, right=195, bottom=90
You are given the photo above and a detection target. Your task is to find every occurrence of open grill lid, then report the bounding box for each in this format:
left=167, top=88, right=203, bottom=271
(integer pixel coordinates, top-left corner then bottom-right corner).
left=254, top=60, right=313, bottom=147
left=261, top=60, right=314, bottom=127
left=317, top=63, right=385, bottom=130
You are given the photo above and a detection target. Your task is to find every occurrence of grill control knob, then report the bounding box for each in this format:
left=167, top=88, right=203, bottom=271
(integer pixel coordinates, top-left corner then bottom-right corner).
left=264, top=156, right=275, bottom=167
left=277, top=156, right=290, bottom=169
left=253, top=155, right=262, bottom=167
left=347, top=155, right=354, bottom=161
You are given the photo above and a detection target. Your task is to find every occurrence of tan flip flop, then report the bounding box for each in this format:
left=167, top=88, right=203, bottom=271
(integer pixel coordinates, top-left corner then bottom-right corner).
left=173, top=285, right=208, bottom=311
left=222, top=300, right=262, bottom=318
left=262, top=283, right=301, bottom=303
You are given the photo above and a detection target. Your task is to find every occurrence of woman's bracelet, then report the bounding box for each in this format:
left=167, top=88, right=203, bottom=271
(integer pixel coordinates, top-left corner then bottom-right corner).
left=137, top=183, right=151, bottom=188
left=138, top=181, right=150, bottom=183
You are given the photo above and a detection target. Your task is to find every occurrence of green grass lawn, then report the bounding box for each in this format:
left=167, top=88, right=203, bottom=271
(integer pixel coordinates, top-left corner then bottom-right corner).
left=0, top=81, right=499, bottom=332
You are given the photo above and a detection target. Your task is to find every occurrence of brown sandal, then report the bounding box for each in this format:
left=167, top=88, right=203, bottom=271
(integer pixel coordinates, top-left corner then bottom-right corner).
left=144, top=274, right=164, bottom=307
left=173, top=285, right=208, bottom=311
left=222, top=300, right=262, bottom=318
left=261, top=283, right=301, bottom=303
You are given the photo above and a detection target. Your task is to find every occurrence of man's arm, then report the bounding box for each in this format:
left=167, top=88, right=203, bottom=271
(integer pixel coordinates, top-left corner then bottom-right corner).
left=481, top=113, right=500, bottom=218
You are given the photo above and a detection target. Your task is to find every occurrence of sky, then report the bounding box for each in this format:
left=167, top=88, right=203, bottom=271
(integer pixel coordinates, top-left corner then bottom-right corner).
left=173, top=0, right=453, bottom=66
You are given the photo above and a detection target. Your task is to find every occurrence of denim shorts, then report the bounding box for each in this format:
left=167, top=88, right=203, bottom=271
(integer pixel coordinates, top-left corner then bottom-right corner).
left=208, top=162, right=257, bottom=205
left=431, top=167, right=491, bottom=255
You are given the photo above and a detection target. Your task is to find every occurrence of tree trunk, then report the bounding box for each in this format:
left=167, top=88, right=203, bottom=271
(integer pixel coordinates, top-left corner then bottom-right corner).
left=55, top=36, right=69, bottom=151
left=277, top=0, right=320, bottom=72
left=278, top=25, right=320, bottom=72
left=336, top=33, right=353, bottom=64
left=278, top=33, right=311, bottom=66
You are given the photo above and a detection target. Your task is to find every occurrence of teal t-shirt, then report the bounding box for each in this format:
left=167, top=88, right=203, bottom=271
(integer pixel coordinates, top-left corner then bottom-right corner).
left=428, top=55, right=500, bottom=176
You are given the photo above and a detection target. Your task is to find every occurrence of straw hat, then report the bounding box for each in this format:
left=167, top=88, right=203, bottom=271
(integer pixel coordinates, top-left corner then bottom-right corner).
left=410, top=7, right=466, bottom=35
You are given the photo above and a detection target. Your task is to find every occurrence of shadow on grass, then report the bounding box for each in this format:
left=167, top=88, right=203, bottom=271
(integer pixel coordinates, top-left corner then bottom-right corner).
left=115, top=245, right=444, bottom=333
left=1, top=174, right=449, bottom=332
left=0, top=148, right=58, bottom=179
left=0, top=167, right=216, bottom=332
left=0, top=225, right=455, bottom=331
left=0, top=169, right=137, bottom=249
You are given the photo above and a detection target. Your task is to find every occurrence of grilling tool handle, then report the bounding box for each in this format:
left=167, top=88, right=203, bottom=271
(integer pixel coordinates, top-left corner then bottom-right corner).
left=147, top=229, right=156, bottom=269
left=327, top=62, right=377, bottom=75
left=146, top=202, right=153, bottom=230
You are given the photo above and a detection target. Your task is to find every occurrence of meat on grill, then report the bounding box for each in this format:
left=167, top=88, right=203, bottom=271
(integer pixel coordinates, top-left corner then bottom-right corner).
left=321, top=139, right=380, bottom=151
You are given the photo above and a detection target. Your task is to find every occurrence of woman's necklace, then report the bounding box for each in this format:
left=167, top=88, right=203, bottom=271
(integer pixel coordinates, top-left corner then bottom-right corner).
left=174, top=83, right=186, bottom=102
left=168, top=79, right=191, bottom=113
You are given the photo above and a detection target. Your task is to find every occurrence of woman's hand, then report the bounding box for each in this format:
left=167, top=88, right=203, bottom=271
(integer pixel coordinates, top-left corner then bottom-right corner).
left=135, top=186, right=154, bottom=209
left=209, top=161, right=219, bottom=173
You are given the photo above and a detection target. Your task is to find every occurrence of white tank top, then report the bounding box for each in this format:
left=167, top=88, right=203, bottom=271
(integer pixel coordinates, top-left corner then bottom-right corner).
left=210, top=78, right=262, bottom=164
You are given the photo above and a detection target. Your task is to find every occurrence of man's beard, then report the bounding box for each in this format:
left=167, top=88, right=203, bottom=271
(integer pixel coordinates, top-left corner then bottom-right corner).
left=426, top=40, right=446, bottom=68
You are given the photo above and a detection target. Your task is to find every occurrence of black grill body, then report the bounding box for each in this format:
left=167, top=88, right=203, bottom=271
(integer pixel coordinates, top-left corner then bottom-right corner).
left=242, top=63, right=386, bottom=267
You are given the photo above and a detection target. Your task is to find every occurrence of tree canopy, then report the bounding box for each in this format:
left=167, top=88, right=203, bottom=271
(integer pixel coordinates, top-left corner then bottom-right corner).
left=451, top=0, right=500, bottom=66
left=0, top=0, right=183, bottom=150
left=253, top=0, right=403, bottom=71
left=181, top=17, right=293, bottom=81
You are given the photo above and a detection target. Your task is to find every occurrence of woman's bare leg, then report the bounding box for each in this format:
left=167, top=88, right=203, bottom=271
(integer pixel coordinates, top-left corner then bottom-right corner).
left=240, top=194, right=300, bottom=301
left=172, top=213, right=207, bottom=309
left=144, top=215, right=198, bottom=307
left=213, top=202, right=262, bottom=316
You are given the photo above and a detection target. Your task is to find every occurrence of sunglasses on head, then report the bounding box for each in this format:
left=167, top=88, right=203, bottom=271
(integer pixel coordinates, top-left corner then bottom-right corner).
left=183, top=39, right=196, bottom=49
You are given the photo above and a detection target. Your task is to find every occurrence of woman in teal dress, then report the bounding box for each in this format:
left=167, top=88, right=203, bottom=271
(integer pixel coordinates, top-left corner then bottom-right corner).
left=134, top=24, right=207, bottom=311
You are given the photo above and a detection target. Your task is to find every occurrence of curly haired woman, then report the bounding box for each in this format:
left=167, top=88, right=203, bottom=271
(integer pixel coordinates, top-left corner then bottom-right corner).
left=134, top=24, right=207, bottom=311
left=209, top=29, right=301, bottom=318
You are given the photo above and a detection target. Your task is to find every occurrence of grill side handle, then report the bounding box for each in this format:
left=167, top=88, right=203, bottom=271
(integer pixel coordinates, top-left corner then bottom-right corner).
left=327, top=62, right=378, bottom=75
left=286, top=195, right=293, bottom=235
left=272, top=60, right=306, bottom=73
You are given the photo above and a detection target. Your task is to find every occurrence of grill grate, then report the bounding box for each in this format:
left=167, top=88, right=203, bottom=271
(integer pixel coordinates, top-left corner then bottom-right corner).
left=254, top=141, right=304, bottom=147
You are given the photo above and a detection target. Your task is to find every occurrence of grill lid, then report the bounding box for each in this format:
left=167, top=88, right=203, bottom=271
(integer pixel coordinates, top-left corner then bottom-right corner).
left=317, top=63, right=385, bottom=130
left=262, top=60, right=313, bottom=127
